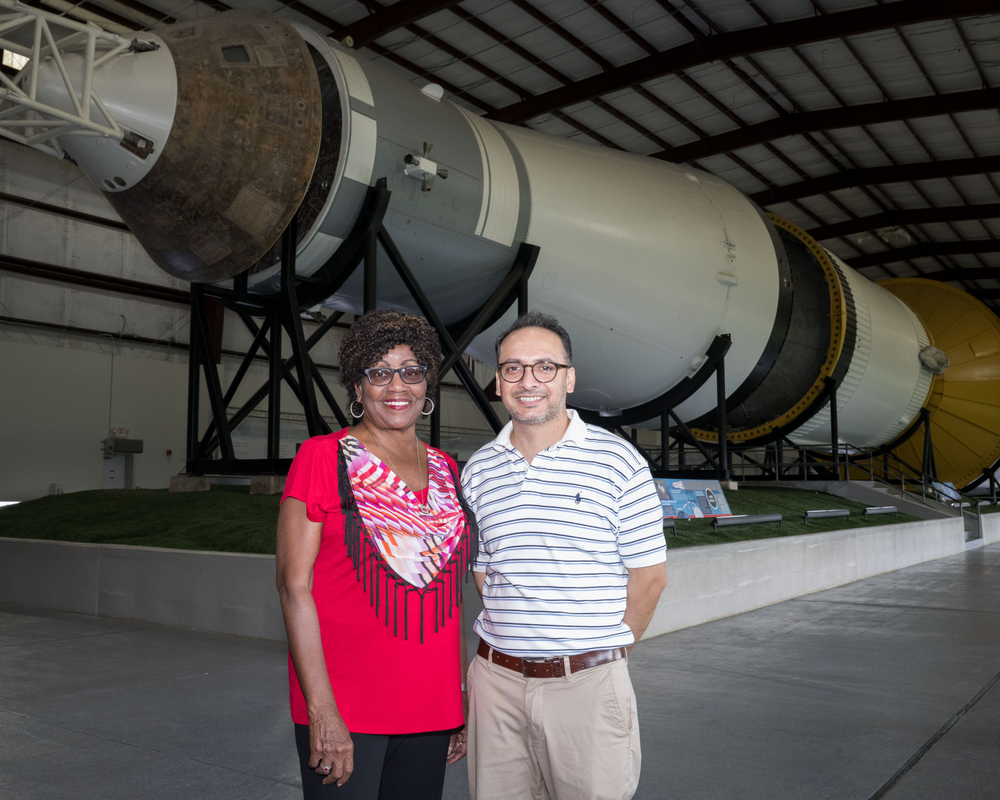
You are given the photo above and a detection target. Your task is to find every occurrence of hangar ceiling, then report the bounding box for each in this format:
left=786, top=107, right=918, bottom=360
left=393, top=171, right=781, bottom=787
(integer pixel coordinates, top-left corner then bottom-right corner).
left=11, top=0, right=1000, bottom=309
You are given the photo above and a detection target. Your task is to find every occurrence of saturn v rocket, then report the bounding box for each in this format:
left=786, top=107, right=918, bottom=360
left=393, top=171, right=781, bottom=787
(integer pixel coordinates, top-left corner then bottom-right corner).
left=8, top=5, right=1000, bottom=486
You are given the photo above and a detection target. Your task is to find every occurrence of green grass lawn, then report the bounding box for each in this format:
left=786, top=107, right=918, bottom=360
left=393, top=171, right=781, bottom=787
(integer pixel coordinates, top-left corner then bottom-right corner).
left=0, top=483, right=952, bottom=554
left=664, top=486, right=924, bottom=549
left=0, top=485, right=280, bottom=553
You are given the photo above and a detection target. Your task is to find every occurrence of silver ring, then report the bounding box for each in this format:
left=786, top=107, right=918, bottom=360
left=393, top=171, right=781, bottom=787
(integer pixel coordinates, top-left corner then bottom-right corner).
left=321, top=765, right=330, bottom=772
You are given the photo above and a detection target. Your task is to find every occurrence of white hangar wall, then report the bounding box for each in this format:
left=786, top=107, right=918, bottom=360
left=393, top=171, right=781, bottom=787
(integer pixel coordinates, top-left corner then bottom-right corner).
left=0, top=140, right=499, bottom=502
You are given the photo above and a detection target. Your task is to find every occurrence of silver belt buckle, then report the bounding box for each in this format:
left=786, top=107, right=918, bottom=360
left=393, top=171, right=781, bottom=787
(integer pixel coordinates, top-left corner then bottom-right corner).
left=522, top=656, right=559, bottom=677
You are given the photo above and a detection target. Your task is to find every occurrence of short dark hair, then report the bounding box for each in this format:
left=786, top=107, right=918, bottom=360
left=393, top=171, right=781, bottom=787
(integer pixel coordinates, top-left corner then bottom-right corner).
left=339, top=309, right=442, bottom=404
left=494, top=311, right=572, bottom=364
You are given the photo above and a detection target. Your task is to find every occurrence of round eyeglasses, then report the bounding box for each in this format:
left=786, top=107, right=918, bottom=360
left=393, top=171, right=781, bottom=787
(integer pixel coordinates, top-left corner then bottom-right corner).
left=364, top=365, right=428, bottom=386
left=497, top=361, right=569, bottom=383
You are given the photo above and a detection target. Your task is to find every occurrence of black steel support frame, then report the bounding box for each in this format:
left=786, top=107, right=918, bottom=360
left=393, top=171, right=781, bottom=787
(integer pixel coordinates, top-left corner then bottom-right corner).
left=184, top=183, right=537, bottom=475
left=651, top=369, right=852, bottom=482
left=710, top=380, right=956, bottom=489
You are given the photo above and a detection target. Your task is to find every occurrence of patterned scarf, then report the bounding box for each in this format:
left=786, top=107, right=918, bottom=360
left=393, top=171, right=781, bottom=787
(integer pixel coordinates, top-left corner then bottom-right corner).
left=338, top=435, right=477, bottom=642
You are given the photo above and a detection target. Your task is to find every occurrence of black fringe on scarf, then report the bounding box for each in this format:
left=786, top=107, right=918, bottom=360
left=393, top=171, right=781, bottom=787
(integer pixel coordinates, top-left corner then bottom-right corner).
left=338, top=446, right=479, bottom=643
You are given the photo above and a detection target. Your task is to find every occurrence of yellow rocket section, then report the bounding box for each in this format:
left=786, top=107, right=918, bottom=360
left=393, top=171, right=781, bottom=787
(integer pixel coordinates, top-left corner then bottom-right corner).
left=881, top=278, right=1000, bottom=488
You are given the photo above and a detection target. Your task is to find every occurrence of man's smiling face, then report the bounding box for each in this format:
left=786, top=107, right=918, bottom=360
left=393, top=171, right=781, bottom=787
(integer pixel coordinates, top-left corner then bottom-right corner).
left=496, top=326, right=575, bottom=427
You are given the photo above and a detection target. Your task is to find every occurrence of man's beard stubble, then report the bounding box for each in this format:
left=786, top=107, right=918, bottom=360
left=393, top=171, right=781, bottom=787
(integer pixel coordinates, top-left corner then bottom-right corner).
left=505, top=384, right=567, bottom=426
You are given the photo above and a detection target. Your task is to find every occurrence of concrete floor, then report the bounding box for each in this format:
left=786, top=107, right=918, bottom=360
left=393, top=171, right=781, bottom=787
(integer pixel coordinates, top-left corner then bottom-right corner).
left=2, top=546, right=999, bottom=800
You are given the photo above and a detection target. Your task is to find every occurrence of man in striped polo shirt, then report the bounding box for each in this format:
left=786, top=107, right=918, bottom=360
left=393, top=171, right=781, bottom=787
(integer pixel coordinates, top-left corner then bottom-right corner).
left=461, top=311, right=668, bottom=800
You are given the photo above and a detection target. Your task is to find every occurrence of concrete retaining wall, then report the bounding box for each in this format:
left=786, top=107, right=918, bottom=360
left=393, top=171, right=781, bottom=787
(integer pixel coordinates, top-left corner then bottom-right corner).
left=0, top=516, right=970, bottom=642
left=647, top=516, right=967, bottom=637
left=0, top=539, right=286, bottom=640
left=982, top=512, right=1000, bottom=546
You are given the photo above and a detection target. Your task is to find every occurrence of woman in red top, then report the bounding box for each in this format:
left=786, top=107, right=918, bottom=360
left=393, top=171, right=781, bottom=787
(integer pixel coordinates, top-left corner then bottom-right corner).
left=276, top=310, right=477, bottom=800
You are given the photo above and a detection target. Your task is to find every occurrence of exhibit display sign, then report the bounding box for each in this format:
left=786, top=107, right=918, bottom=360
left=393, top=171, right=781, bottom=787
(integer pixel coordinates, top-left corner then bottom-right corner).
left=654, top=479, right=732, bottom=519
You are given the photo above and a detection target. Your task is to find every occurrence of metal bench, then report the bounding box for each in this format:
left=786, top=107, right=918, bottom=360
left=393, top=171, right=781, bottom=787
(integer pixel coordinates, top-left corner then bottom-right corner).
left=664, top=517, right=677, bottom=538
left=802, top=509, right=850, bottom=523
left=863, top=506, right=897, bottom=521
left=712, top=513, right=782, bottom=531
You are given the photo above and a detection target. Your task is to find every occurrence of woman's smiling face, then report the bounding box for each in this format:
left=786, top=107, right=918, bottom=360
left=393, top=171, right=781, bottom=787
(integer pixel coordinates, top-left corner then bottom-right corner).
left=354, top=344, right=427, bottom=431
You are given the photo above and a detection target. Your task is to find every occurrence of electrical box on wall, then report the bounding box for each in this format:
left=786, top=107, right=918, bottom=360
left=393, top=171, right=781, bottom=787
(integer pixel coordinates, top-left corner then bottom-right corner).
left=103, top=438, right=144, bottom=454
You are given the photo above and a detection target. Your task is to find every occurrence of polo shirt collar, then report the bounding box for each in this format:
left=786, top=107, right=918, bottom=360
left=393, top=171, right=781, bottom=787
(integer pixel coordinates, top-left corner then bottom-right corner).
left=492, top=409, right=586, bottom=452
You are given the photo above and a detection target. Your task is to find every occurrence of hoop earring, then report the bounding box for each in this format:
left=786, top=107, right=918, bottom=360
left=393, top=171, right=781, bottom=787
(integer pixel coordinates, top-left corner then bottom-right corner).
left=421, top=398, right=436, bottom=417
left=350, top=401, right=365, bottom=419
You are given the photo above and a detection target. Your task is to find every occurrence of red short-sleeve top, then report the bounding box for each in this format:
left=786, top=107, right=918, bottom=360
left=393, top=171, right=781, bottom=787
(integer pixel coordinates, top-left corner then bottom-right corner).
left=281, top=429, right=465, bottom=734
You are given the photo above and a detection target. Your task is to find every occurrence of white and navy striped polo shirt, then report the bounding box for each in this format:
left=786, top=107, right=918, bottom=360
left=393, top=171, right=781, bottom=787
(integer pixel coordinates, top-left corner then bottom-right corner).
left=461, top=410, right=666, bottom=657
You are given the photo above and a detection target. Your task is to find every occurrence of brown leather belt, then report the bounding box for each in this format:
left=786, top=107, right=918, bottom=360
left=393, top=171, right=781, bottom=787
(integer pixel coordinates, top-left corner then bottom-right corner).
left=477, top=639, right=626, bottom=678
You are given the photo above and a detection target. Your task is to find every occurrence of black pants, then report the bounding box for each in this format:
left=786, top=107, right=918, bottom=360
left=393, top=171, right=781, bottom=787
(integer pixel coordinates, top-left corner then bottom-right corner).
left=295, top=724, right=450, bottom=800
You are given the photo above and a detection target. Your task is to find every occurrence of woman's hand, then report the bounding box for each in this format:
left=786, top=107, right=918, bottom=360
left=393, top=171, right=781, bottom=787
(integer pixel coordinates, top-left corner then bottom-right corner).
left=278, top=499, right=353, bottom=784
left=446, top=727, right=467, bottom=764
left=446, top=687, right=469, bottom=764
left=309, top=707, right=354, bottom=785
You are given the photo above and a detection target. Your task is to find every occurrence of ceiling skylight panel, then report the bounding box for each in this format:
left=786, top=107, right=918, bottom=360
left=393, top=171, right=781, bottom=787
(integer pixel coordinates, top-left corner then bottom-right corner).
left=739, top=0, right=820, bottom=25
left=726, top=55, right=798, bottom=114
left=743, top=50, right=841, bottom=111
left=913, top=177, right=967, bottom=206
left=960, top=16, right=1000, bottom=84
left=811, top=0, right=880, bottom=12
left=950, top=220, right=995, bottom=241
left=146, top=0, right=223, bottom=25
left=826, top=185, right=886, bottom=220
left=689, top=154, right=766, bottom=191
left=535, top=0, right=648, bottom=67
left=949, top=175, right=1000, bottom=205
left=885, top=262, right=922, bottom=279
left=83, top=0, right=168, bottom=29
left=794, top=40, right=883, bottom=106
left=544, top=48, right=607, bottom=82
left=834, top=188, right=885, bottom=220
left=808, top=129, right=877, bottom=169
left=461, top=80, right=522, bottom=108
left=637, top=72, right=719, bottom=131
left=463, top=0, right=537, bottom=34
left=892, top=24, right=979, bottom=93
left=560, top=101, right=626, bottom=137
left=857, top=120, right=925, bottom=161
left=871, top=182, right=927, bottom=212
left=668, top=91, right=742, bottom=135
left=601, top=0, right=692, bottom=51
left=600, top=93, right=679, bottom=146
left=951, top=111, right=1000, bottom=157
left=526, top=114, right=582, bottom=138
left=636, top=110, right=708, bottom=150
left=710, top=0, right=771, bottom=29
left=768, top=137, right=840, bottom=177
left=981, top=220, right=1000, bottom=242
left=723, top=142, right=803, bottom=185
left=796, top=195, right=851, bottom=226
left=843, top=29, right=933, bottom=93
left=682, top=61, right=775, bottom=125
left=906, top=117, right=978, bottom=162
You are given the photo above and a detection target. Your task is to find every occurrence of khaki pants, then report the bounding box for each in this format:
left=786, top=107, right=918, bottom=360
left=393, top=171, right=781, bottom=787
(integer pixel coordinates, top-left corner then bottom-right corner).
left=467, top=648, right=641, bottom=800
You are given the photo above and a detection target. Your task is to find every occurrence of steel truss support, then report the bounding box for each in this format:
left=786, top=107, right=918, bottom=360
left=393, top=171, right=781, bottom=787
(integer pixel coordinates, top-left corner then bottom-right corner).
left=184, top=182, right=537, bottom=475
left=919, top=409, right=938, bottom=484
left=186, top=221, right=345, bottom=476
left=0, top=0, right=146, bottom=156
left=651, top=365, right=848, bottom=483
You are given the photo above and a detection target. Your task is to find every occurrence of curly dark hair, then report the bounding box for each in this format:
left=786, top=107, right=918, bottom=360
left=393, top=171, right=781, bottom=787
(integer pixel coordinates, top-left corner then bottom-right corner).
left=339, top=309, right=442, bottom=405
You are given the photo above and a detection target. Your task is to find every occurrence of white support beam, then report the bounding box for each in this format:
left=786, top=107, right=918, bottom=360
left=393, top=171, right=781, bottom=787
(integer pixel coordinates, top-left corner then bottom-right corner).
left=0, top=0, right=138, bottom=156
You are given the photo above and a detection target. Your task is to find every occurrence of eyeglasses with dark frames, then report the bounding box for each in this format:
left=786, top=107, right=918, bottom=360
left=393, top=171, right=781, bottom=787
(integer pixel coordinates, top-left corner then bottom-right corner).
left=497, top=361, right=569, bottom=383
left=364, top=365, right=428, bottom=386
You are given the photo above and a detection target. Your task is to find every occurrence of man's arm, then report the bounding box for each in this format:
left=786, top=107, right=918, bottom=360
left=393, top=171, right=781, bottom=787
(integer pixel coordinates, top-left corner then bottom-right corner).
left=473, top=570, right=485, bottom=597
left=622, top=563, right=667, bottom=652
